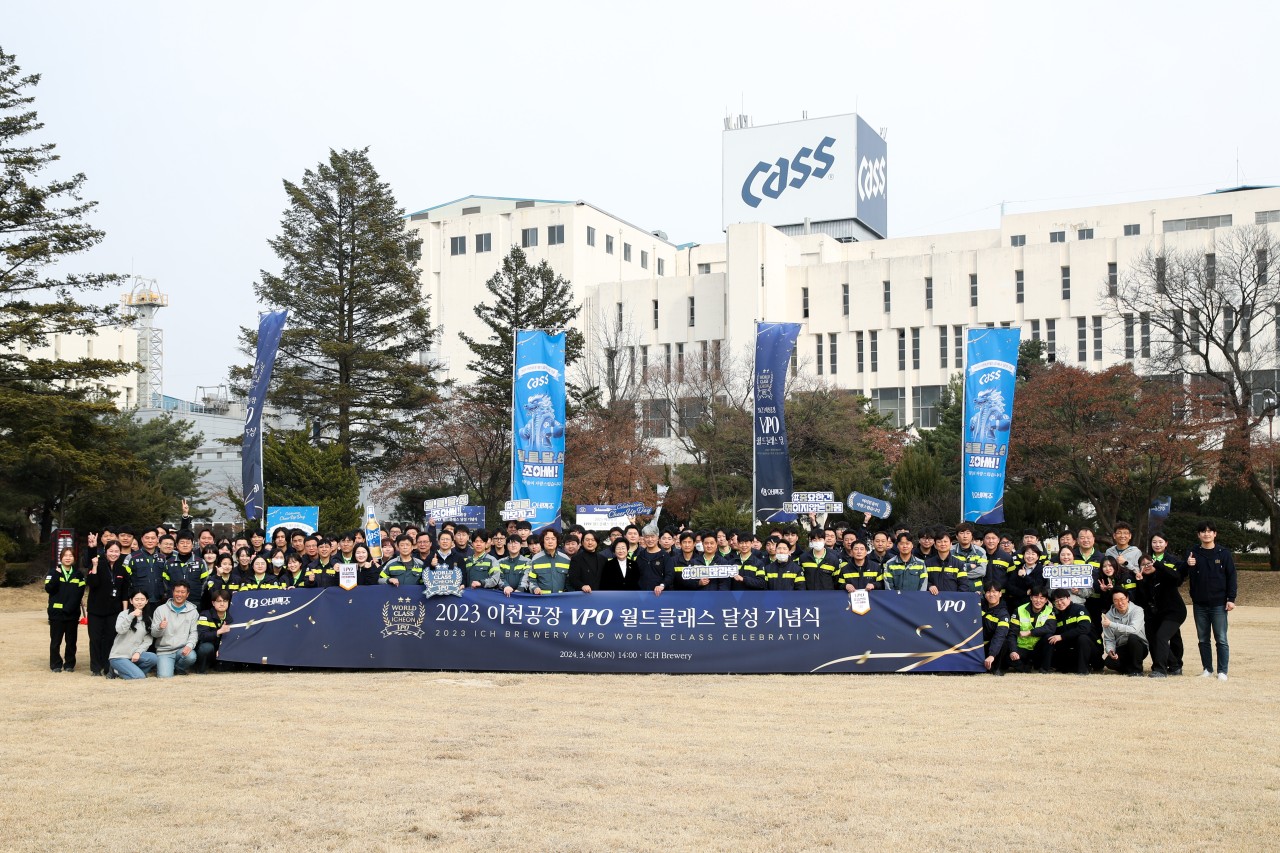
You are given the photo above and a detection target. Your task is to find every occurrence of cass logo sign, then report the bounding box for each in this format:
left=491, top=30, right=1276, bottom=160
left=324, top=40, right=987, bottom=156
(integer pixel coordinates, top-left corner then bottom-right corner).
left=857, top=154, right=886, bottom=201
left=740, top=136, right=836, bottom=209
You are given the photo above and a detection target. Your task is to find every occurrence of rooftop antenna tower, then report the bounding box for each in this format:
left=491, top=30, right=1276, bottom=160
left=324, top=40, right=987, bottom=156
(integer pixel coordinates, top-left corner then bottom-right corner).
left=121, top=276, right=168, bottom=408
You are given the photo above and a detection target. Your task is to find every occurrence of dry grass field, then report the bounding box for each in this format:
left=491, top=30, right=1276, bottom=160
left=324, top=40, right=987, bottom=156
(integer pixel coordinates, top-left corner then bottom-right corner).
left=3, top=578, right=1278, bottom=852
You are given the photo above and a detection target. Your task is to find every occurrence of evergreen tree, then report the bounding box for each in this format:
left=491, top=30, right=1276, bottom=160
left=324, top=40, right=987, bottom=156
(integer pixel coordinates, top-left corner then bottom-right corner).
left=234, top=148, right=436, bottom=477
left=0, top=47, right=131, bottom=544
left=459, top=245, right=584, bottom=405
left=224, top=428, right=361, bottom=530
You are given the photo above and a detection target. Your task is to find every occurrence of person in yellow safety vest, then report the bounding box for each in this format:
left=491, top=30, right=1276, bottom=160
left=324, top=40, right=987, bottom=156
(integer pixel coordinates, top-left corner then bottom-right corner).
left=1008, top=587, right=1057, bottom=673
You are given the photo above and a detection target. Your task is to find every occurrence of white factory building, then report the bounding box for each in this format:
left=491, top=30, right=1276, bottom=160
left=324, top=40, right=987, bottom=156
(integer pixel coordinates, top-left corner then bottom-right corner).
left=407, top=112, right=1280, bottom=435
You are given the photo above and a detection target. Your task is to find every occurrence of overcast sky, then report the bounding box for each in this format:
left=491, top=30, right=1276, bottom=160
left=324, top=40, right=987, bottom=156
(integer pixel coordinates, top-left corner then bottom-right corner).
left=9, top=1, right=1279, bottom=399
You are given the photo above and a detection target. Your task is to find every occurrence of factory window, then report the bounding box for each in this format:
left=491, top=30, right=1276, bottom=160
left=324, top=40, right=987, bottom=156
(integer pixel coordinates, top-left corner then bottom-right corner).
left=1164, top=215, right=1232, bottom=232
left=521, top=227, right=537, bottom=248
left=1016, top=270, right=1024, bottom=304
left=606, top=235, right=614, bottom=254
left=449, top=236, right=466, bottom=256
left=1124, top=223, right=1141, bottom=236
left=547, top=224, right=564, bottom=245
left=475, top=233, right=491, bottom=253
left=640, top=250, right=648, bottom=270
left=697, top=262, right=711, bottom=274
left=1077, top=228, right=1094, bottom=240
left=657, top=258, right=665, bottom=276
left=1049, top=230, right=1065, bottom=243
left=586, top=226, right=596, bottom=247
left=624, top=243, right=632, bottom=262
left=1010, top=234, right=1025, bottom=247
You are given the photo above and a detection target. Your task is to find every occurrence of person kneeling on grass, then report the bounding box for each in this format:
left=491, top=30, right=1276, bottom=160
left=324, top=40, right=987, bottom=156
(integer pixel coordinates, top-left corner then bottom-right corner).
left=151, top=580, right=199, bottom=677
left=1008, top=587, right=1056, bottom=674
left=109, top=591, right=158, bottom=680
left=981, top=585, right=1013, bottom=676
left=1101, top=589, right=1148, bottom=677
left=196, top=590, right=232, bottom=674
left=1048, top=588, right=1092, bottom=675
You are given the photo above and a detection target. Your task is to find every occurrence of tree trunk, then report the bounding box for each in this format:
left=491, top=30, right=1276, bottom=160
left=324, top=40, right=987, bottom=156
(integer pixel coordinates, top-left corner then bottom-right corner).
left=1245, top=469, right=1280, bottom=570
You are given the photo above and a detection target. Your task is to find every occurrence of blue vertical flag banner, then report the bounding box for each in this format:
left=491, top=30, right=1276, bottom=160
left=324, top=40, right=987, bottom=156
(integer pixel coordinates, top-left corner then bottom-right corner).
left=512, top=330, right=566, bottom=532
left=242, top=309, right=288, bottom=523
left=961, top=328, right=1020, bottom=524
left=1148, top=496, right=1172, bottom=535
left=754, top=322, right=803, bottom=525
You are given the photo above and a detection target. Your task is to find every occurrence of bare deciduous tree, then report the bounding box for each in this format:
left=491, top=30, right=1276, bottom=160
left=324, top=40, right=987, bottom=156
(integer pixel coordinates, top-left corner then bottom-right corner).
left=1108, top=223, right=1280, bottom=564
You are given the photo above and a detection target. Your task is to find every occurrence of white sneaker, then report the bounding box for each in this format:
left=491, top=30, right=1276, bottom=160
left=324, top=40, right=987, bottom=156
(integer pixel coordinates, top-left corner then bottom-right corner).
left=1218, top=672, right=1228, bottom=681
left=1200, top=669, right=1214, bottom=678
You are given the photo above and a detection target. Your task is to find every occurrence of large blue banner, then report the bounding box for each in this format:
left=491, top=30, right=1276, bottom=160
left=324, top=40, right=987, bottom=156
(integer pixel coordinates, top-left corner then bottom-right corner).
left=754, top=322, right=803, bottom=525
left=242, top=309, right=288, bottom=523
left=512, top=330, right=566, bottom=532
left=962, top=328, right=1020, bottom=524
left=220, top=588, right=982, bottom=674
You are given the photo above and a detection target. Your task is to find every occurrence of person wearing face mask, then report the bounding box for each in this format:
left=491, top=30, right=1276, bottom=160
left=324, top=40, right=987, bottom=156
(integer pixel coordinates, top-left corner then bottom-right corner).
left=798, top=528, right=840, bottom=591
left=764, top=541, right=805, bottom=590
left=277, top=553, right=305, bottom=587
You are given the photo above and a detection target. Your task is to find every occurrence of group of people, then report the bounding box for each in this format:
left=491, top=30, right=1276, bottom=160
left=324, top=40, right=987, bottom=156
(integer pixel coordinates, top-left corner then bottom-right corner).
left=44, top=508, right=1238, bottom=681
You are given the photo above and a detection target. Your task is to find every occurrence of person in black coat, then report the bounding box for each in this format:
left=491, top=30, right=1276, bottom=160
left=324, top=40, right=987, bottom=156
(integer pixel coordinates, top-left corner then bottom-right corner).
left=599, top=538, right=639, bottom=591
left=85, top=541, right=129, bottom=676
left=568, top=531, right=605, bottom=593
left=45, top=547, right=86, bottom=672
left=1141, top=535, right=1188, bottom=676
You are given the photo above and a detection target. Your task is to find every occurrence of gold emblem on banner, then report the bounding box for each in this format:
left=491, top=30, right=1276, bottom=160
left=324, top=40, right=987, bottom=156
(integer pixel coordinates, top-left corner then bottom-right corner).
left=380, top=598, right=426, bottom=638
left=849, top=589, right=871, bottom=615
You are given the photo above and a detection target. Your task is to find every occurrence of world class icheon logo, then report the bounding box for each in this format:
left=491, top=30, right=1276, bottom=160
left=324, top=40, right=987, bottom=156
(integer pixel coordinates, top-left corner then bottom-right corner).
left=740, top=136, right=837, bottom=208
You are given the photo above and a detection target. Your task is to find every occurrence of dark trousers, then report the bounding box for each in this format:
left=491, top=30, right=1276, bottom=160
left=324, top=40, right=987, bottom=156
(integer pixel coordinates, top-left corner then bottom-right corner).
left=1052, top=636, right=1091, bottom=674
left=87, top=613, right=117, bottom=674
left=49, top=619, right=78, bottom=670
left=1149, top=610, right=1186, bottom=674
left=196, top=641, right=219, bottom=673
left=1010, top=641, right=1053, bottom=673
left=985, top=644, right=1009, bottom=674
left=1103, top=637, right=1149, bottom=674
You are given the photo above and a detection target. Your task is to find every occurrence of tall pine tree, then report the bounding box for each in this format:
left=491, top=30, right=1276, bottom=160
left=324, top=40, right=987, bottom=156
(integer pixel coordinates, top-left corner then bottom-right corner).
left=0, top=47, right=133, bottom=543
left=459, top=245, right=584, bottom=405
left=234, top=148, right=436, bottom=477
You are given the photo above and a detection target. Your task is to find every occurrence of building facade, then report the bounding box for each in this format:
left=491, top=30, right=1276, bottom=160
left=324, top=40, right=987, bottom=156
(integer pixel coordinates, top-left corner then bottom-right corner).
left=413, top=186, right=1280, bottom=440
